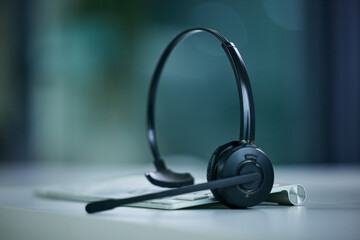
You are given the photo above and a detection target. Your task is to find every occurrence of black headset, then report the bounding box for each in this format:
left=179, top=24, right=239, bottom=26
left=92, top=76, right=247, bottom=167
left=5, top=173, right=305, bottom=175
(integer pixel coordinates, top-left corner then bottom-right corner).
left=86, top=28, right=274, bottom=213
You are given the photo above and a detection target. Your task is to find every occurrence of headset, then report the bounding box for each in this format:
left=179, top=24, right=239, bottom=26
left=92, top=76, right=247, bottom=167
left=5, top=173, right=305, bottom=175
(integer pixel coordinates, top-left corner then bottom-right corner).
left=86, top=28, right=274, bottom=214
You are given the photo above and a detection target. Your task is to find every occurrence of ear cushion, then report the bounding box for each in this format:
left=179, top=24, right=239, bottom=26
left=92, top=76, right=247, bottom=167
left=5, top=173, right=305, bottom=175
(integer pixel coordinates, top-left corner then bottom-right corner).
left=207, top=141, right=240, bottom=207
left=207, top=141, right=240, bottom=182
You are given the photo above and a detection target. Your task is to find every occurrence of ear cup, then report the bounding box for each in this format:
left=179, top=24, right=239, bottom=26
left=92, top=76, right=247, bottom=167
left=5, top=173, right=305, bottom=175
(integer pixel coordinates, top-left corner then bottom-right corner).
left=207, top=141, right=240, bottom=182
left=207, top=141, right=240, bottom=206
left=213, top=146, right=274, bottom=208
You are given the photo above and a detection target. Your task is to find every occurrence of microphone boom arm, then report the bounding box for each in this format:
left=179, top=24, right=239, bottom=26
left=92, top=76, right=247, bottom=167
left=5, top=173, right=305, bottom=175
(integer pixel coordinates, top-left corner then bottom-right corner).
left=86, top=172, right=260, bottom=213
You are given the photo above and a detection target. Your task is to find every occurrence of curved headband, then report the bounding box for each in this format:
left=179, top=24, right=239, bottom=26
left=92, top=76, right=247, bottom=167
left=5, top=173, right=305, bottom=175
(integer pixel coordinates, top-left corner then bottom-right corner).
left=147, top=28, right=255, bottom=170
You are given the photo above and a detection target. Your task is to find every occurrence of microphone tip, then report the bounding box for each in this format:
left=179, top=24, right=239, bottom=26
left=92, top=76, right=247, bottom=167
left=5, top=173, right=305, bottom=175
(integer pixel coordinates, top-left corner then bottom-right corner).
left=85, top=203, right=98, bottom=214
left=85, top=199, right=117, bottom=214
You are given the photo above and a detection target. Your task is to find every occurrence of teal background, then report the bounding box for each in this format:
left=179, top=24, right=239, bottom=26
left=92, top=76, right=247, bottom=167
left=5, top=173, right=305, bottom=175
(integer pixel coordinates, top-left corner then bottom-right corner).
left=1, top=0, right=359, bottom=165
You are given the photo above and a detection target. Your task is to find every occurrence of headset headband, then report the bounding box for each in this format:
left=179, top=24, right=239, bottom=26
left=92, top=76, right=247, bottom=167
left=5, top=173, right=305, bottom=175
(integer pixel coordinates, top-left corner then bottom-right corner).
left=147, top=28, right=255, bottom=170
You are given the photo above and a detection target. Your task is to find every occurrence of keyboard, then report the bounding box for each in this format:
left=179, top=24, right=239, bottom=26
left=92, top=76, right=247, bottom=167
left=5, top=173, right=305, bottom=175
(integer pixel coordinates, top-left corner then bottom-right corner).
left=35, top=175, right=306, bottom=210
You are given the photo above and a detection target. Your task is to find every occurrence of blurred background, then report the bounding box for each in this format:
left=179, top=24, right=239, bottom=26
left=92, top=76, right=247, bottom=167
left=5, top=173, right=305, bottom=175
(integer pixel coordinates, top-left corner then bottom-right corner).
left=0, top=0, right=359, bottom=166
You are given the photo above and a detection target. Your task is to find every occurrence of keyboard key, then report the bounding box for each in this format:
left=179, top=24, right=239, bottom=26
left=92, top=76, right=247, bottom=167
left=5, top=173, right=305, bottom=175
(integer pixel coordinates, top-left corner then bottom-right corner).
left=148, top=199, right=184, bottom=204
left=173, top=193, right=209, bottom=201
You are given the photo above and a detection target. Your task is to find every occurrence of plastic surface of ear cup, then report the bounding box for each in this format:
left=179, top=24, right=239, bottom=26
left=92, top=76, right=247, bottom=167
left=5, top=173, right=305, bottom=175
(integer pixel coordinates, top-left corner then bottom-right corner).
left=207, top=141, right=240, bottom=183
left=212, top=146, right=274, bottom=208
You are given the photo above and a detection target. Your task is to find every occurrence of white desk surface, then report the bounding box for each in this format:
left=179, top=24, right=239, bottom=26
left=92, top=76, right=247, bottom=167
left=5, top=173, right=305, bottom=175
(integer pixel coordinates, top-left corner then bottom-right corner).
left=0, top=163, right=359, bottom=240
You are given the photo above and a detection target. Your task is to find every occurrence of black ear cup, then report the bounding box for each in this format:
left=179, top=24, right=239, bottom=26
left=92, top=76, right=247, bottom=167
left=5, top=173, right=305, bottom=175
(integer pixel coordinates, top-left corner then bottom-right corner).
left=209, top=146, right=274, bottom=208
left=207, top=141, right=240, bottom=206
left=207, top=141, right=240, bottom=182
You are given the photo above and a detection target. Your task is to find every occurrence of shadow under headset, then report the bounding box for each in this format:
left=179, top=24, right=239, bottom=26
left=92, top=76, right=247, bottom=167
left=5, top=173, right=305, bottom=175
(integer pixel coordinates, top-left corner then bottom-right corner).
left=86, top=28, right=274, bottom=213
